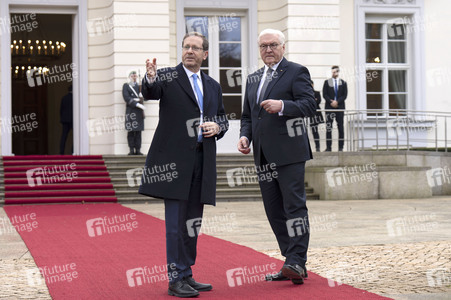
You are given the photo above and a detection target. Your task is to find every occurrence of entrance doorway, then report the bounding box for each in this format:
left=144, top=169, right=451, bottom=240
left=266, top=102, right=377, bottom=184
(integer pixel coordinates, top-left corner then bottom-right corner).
left=11, top=13, right=73, bottom=155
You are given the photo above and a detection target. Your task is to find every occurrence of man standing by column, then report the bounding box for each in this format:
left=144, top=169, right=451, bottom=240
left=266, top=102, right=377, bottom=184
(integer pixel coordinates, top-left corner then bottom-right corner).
left=238, top=29, right=316, bottom=285
left=323, top=65, right=347, bottom=151
left=139, top=32, right=228, bottom=298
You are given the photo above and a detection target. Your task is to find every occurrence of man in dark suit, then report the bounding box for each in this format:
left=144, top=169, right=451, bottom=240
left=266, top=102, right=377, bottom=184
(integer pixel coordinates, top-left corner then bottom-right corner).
left=238, top=29, right=316, bottom=285
left=59, top=85, right=73, bottom=154
left=139, top=32, right=228, bottom=298
left=123, top=70, right=145, bottom=155
left=322, top=66, right=347, bottom=151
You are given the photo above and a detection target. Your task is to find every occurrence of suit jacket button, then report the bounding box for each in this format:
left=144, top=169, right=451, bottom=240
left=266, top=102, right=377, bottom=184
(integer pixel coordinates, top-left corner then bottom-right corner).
left=258, top=117, right=262, bottom=120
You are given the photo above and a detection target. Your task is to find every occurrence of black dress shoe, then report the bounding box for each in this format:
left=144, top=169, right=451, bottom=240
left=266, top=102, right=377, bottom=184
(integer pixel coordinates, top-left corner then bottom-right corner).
left=135, top=151, right=144, bottom=155
left=128, top=151, right=134, bottom=155
left=291, top=266, right=308, bottom=284
left=265, top=270, right=289, bottom=281
left=282, top=264, right=306, bottom=285
left=183, top=276, right=212, bottom=292
left=324, top=148, right=331, bottom=152
left=168, top=281, right=199, bottom=298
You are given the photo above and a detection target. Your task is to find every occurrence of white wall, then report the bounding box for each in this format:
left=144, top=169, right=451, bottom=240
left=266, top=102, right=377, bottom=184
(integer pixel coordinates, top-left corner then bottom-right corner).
left=424, top=0, right=451, bottom=113
left=87, top=0, right=170, bottom=154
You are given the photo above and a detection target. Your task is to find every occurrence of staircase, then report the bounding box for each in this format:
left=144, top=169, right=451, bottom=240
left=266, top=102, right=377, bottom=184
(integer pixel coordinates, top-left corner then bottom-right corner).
left=0, top=155, right=117, bottom=205
left=0, top=157, right=3, bottom=205
left=0, top=154, right=319, bottom=205
left=103, top=154, right=319, bottom=202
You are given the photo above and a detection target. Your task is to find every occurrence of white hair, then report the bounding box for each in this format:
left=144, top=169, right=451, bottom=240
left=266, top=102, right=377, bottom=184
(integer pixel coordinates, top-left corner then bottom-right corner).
left=258, top=29, right=285, bottom=45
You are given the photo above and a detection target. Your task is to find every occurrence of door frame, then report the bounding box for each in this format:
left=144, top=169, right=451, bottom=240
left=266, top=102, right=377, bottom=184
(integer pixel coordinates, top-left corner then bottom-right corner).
left=0, top=0, right=89, bottom=155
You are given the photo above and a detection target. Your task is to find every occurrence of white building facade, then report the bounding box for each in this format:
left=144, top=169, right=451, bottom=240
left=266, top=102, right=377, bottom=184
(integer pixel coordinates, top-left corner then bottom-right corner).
left=0, top=0, right=450, bottom=155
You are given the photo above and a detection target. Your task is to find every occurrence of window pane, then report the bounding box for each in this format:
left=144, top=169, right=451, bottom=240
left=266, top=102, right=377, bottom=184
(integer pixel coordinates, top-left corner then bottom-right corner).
left=223, top=95, right=242, bottom=119
left=220, top=69, right=242, bottom=93
left=367, top=70, right=382, bottom=92
left=389, top=94, right=406, bottom=110
left=219, top=43, right=241, bottom=67
left=388, top=42, right=406, bottom=63
left=366, top=42, right=382, bottom=63
left=367, top=94, right=383, bottom=116
left=389, top=70, right=406, bottom=92
left=387, top=23, right=406, bottom=40
left=219, top=17, right=241, bottom=41
left=366, top=23, right=382, bottom=39
left=185, top=17, right=208, bottom=38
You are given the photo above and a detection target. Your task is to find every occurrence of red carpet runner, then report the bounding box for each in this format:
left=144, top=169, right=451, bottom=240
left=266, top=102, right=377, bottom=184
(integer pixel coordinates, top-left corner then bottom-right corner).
left=2, top=155, right=116, bottom=204
left=4, top=203, right=390, bottom=299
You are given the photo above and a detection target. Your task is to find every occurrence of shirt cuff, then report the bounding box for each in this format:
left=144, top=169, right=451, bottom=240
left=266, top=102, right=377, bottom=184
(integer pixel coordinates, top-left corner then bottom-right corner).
left=278, top=100, right=284, bottom=116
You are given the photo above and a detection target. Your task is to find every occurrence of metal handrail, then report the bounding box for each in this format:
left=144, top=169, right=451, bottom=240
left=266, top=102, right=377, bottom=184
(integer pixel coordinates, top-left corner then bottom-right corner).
left=308, top=109, right=451, bottom=152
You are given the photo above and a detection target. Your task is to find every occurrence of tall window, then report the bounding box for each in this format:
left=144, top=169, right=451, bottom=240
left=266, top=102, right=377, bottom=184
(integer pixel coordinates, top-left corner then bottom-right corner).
left=365, top=18, right=409, bottom=116
left=185, top=14, right=244, bottom=118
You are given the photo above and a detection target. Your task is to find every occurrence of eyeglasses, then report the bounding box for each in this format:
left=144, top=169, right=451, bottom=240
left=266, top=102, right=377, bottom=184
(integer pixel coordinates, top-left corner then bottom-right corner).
left=259, top=43, right=280, bottom=51
left=182, top=46, right=204, bottom=52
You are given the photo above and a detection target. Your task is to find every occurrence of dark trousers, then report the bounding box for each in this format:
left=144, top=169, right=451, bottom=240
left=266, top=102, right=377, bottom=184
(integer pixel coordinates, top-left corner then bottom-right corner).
left=258, top=151, right=309, bottom=266
left=127, top=131, right=142, bottom=151
left=60, top=122, right=73, bottom=155
left=326, top=111, right=344, bottom=150
left=310, top=125, right=320, bottom=150
left=164, top=146, right=204, bottom=283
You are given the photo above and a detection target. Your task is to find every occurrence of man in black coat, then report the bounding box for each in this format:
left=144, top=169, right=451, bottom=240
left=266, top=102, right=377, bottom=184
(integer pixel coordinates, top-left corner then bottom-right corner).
left=123, top=71, right=145, bottom=155
left=139, top=32, right=228, bottom=298
left=59, top=85, right=73, bottom=154
left=238, top=28, right=316, bottom=285
left=322, top=66, right=347, bottom=151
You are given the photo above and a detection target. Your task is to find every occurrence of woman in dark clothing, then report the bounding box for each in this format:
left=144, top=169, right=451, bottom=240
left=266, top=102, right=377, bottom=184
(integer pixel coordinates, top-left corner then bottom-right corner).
left=309, top=81, right=324, bottom=152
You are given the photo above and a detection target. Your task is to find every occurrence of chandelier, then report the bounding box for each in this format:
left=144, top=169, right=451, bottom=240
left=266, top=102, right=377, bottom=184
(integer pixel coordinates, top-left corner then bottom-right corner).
left=11, top=39, right=66, bottom=57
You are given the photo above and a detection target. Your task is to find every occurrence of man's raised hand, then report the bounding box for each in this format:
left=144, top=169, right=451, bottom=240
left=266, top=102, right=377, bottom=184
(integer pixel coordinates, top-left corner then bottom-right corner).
left=146, top=58, right=157, bottom=80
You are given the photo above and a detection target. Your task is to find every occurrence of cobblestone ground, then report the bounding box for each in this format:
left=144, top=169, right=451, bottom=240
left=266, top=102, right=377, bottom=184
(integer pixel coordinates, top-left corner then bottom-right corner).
left=263, top=241, right=451, bottom=296
left=0, top=258, right=51, bottom=299
left=2, top=241, right=449, bottom=299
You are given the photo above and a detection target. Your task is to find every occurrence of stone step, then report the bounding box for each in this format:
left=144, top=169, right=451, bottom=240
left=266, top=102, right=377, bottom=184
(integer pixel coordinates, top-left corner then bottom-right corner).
left=115, top=193, right=320, bottom=203
left=110, top=183, right=314, bottom=194
left=104, top=162, right=261, bottom=169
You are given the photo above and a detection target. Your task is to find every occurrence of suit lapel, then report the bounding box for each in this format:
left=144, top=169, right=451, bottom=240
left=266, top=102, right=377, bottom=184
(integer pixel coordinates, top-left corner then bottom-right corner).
left=175, top=63, right=198, bottom=106
left=201, top=71, right=210, bottom=112
left=258, top=58, right=289, bottom=113
left=263, top=58, right=289, bottom=100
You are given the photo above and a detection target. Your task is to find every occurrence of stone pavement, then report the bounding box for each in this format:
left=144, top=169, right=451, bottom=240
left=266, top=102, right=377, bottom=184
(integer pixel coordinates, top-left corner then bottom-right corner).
left=1, top=197, right=451, bottom=299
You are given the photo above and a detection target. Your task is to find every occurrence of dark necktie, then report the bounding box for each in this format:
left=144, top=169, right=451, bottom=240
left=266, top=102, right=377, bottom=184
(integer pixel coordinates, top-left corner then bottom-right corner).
left=257, top=67, right=274, bottom=105
left=334, top=79, right=338, bottom=100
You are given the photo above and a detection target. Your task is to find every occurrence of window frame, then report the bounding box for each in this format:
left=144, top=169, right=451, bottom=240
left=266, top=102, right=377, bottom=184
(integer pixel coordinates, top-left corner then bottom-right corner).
left=355, top=3, right=426, bottom=118
left=365, top=17, right=411, bottom=116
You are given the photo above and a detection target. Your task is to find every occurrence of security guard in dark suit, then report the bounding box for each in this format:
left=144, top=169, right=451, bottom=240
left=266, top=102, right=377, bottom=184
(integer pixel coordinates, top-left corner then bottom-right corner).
left=322, top=66, right=348, bottom=151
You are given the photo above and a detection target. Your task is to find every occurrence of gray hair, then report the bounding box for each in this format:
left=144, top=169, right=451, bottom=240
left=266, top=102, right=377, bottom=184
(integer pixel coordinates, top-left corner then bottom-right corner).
left=258, top=29, right=285, bottom=45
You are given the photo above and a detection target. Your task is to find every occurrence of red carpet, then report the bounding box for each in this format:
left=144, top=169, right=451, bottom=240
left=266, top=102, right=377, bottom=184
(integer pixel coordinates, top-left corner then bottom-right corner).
left=2, top=155, right=116, bottom=204
left=4, top=203, right=391, bottom=299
